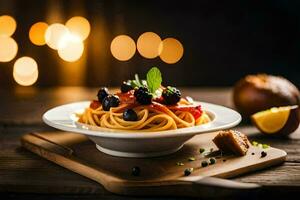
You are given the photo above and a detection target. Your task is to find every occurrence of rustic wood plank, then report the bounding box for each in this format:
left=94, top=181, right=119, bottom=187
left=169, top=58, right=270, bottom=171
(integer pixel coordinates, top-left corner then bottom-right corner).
left=234, top=162, right=300, bottom=186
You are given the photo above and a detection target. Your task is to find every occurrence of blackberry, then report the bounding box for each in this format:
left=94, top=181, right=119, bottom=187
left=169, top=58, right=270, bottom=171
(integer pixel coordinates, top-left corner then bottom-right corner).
left=97, top=87, right=109, bottom=102
left=134, top=87, right=152, bottom=105
left=121, top=81, right=133, bottom=93
left=102, top=95, right=120, bottom=111
left=123, top=109, right=138, bottom=121
left=162, top=86, right=181, bottom=105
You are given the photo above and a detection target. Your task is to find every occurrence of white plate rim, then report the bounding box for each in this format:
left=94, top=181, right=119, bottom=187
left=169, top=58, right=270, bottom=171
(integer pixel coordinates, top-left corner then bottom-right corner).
left=42, top=101, right=242, bottom=139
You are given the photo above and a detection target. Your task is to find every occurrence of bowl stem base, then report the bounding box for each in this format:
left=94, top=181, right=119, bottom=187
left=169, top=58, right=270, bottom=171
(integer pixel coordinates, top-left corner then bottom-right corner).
left=95, top=144, right=183, bottom=158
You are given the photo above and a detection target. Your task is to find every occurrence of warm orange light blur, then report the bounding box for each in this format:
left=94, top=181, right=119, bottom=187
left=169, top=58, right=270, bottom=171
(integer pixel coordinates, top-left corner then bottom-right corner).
left=159, top=38, right=184, bottom=64
left=58, top=34, right=84, bottom=62
left=29, top=22, right=48, bottom=46
left=45, top=23, right=69, bottom=49
left=65, top=16, right=90, bottom=41
left=0, top=37, right=18, bottom=62
left=13, top=57, right=38, bottom=86
left=110, top=35, right=136, bottom=61
left=0, top=15, right=17, bottom=37
left=137, top=32, right=161, bottom=59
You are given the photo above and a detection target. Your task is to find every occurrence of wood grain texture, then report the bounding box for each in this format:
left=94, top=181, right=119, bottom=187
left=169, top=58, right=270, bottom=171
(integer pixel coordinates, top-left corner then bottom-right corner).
left=19, top=131, right=284, bottom=197
left=1, top=87, right=300, bottom=199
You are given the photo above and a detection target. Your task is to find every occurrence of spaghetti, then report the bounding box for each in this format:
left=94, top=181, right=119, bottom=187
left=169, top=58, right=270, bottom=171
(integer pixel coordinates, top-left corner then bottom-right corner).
left=78, top=99, right=211, bottom=131
left=77, top=67, right=211, bottom=131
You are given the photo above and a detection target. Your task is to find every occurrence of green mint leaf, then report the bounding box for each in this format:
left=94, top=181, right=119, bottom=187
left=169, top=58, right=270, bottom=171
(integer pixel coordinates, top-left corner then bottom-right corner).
left=146, top=67, right=162, bottom=94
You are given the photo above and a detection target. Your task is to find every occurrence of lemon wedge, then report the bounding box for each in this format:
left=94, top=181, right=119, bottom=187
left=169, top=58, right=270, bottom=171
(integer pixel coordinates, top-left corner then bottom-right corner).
left=251, top=106, right=294, bottom=134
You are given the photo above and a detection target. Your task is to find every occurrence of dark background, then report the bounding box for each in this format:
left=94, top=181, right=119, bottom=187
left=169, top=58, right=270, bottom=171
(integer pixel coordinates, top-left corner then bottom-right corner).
left=1, top=0, right=300, bottom=88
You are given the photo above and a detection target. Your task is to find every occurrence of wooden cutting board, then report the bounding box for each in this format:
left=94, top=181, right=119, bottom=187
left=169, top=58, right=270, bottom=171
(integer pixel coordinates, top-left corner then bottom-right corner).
left=21, top=131, right=286, bottom=198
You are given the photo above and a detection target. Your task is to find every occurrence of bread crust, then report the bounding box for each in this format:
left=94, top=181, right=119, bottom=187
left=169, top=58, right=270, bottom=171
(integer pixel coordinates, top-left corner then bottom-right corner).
left=213, top=130, right=250, bottom=156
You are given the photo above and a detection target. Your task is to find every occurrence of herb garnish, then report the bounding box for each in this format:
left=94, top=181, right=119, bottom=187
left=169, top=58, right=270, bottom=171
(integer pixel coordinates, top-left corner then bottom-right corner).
left=126, top=67, right=162, bottom=97
left=146, top=67, right=162, bottom=94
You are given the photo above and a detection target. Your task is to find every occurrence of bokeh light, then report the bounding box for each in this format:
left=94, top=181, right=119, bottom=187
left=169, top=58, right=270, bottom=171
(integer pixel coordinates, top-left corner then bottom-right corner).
left=58, top=33, right=84, bottom=62
left=159, top=38, right=184, bottom=64
left=13, top=57, right=38, bottom=86
left=137, top=32, right=161, bottom=59
left=29, top=22, right=48, bottom=46
left=0, top=37, right=18, bottom=62
left=0, top=15, right=17, bottom=37
left=65, top=16, right=90, bottom=41
left=45, top=23, right=69, bottom=49
left=110, top=35, right=136, bottom=61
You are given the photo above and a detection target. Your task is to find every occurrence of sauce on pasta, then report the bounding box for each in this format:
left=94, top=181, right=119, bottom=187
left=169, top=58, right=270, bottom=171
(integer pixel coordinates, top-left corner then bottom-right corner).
left=77, top=67, right=211, bottom=131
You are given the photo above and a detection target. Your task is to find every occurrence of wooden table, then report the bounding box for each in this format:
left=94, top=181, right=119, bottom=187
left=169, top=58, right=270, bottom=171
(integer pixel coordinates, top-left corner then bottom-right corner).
left=1, top=87, right=300, bottom=199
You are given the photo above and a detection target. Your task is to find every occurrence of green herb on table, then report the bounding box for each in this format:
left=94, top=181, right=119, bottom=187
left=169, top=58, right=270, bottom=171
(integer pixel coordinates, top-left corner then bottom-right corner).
left=199, top=148, right=205, bottom=153
left=188, top=157, right=196, bottom=161
left=262, top=144, right=270, bottom=149
left=252, top=141, right=259, bottom=146
left=184, top=168, right=193, bottom=176
left=252, top=141, right=270, bottom=149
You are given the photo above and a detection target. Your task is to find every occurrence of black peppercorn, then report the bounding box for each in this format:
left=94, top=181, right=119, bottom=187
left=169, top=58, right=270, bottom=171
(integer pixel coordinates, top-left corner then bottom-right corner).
left=209, top=158, right=216, bottom=165
left=184, top=168, right=193, bottom=176
left=261, top=151, right=267, bottom=158
left=131, top=166, right=140, bottom=176
left=201, top=160, right=208, bottom=167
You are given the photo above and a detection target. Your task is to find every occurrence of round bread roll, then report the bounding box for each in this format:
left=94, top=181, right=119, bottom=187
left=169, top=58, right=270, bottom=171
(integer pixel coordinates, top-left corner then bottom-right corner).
left=233, top=74, right=300, bottom=119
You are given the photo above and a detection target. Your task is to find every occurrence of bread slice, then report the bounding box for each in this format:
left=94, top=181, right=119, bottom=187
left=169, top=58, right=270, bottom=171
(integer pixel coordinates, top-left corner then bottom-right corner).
left=213, top=130, right=250, bottom=156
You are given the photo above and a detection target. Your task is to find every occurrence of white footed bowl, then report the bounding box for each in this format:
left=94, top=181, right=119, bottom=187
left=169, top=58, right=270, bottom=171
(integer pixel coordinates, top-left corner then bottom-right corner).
left=43, top=101, right=241, bottom=158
